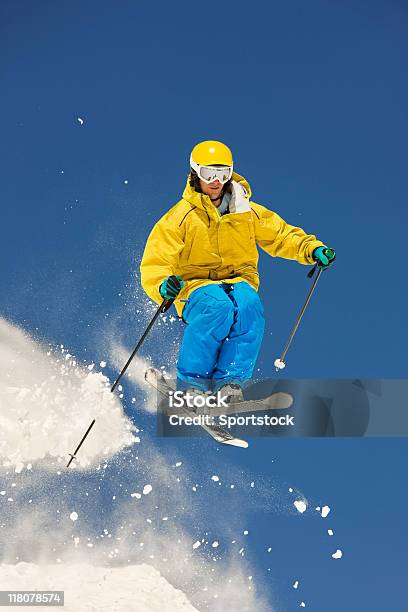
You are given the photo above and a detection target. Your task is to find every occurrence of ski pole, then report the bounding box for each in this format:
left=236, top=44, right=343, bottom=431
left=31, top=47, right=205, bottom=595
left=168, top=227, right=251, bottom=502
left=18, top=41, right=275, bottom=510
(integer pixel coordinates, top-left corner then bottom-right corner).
left=274, top=262, right=327, bottom=371
left=67, top=298, right=173, bottom=467
left=66, top=419, right=96, bottom=468
left=110, top=298, right=174, bottom=392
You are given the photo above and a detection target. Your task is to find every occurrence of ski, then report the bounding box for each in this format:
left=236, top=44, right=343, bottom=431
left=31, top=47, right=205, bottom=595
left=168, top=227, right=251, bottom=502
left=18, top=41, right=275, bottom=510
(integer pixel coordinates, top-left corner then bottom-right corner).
left=205, top=388, right=293, bottom=416
left=144, top=368, right=249, bottom=448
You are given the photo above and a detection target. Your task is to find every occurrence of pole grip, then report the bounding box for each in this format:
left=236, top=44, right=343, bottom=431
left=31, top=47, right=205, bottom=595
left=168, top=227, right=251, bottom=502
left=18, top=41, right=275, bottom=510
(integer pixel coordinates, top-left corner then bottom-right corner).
left=160, top=298, right=174, bottom=313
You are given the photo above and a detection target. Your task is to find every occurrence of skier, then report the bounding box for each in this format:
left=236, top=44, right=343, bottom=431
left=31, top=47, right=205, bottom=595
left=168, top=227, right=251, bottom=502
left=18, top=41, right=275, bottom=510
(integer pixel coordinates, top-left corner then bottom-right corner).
left=140, top=140, right=335, bottom=404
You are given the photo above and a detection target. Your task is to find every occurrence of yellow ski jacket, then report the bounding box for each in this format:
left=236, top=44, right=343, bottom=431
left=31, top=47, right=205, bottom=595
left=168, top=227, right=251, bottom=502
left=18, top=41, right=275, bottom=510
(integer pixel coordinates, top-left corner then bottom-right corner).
left=140, top=173, right=324, bottom=318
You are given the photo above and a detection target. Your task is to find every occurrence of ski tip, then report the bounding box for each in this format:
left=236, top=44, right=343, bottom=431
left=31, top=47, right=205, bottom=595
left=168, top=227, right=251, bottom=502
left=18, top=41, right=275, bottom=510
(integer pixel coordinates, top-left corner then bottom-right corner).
left=275, top=392, right=294, bottom=409
left=264, top=392, right=294, bottom=409
left=222, top=438, right=249, bottom=449
left=144, top=367, right=158, bottom=384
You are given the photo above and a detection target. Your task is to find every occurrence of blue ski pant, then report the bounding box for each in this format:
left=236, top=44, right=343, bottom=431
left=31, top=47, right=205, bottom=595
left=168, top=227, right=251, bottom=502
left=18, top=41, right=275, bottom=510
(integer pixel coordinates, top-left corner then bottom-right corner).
left=177, top=282, right=265, bottom=392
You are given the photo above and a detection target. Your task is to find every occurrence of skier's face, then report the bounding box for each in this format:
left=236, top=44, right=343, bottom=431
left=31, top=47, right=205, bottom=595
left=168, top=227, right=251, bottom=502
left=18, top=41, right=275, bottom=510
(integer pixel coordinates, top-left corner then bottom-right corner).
left=200, top=178, right=223, bottom=203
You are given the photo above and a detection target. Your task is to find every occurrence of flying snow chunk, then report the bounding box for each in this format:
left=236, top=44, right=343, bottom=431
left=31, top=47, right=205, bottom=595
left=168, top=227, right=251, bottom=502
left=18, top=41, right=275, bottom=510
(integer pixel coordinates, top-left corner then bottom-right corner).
left=143, top=484, right=153, bottom=495
left=211, top=475, right=220, bottom=482
left=192, top=541, right=201, bottom=550
left=294, top=500, right=307, bottom=514
left=77, top=117, right=84, bottom=125
left=332, top=549, right=343, bottom=559
left=321, top=505, right=331, bottom=518
left=328, top=529, right=334, bottom=536
left=70, top=512, right=78, bottom=522
left=212, top=541, right=219, bottom=548
left=293, top=580, right=299, bottom=589
left=300, top=603, right=306, bottom=608
left=100, top=361, right=106, bottom=368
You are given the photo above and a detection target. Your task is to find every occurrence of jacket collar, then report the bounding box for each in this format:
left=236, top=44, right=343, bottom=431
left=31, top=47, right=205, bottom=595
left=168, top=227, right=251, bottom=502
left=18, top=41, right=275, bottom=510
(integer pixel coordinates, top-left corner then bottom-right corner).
left=181, top=172, right=252, bottom=212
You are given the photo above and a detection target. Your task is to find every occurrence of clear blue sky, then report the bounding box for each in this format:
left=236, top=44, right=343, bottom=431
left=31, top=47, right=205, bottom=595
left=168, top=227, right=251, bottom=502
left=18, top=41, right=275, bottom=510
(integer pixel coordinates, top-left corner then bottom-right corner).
left=1, top=1, right=407, bottom=610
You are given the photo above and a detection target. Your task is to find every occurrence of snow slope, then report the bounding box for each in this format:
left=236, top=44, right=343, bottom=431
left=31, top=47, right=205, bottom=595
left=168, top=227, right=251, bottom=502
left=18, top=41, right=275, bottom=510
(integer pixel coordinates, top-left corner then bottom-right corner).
left=0, top=562, right=197, bottom=611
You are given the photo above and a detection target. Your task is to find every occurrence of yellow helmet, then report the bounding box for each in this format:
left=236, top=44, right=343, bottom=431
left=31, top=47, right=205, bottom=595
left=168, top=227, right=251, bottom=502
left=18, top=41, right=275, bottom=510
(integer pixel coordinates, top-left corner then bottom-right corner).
left=190, top=140, right=233, bottom=168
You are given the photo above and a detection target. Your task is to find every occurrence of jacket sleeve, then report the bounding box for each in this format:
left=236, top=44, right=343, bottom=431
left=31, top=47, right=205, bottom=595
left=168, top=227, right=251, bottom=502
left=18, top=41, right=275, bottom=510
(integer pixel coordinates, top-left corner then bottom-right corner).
left=252, top=203, right=324, bottom=264
left=140, top=209, right=185, bottom=304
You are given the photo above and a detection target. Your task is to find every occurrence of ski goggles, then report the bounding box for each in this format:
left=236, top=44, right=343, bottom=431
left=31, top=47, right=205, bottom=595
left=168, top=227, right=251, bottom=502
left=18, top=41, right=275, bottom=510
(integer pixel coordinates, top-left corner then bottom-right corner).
left=190, top=157, right=233, bottom=184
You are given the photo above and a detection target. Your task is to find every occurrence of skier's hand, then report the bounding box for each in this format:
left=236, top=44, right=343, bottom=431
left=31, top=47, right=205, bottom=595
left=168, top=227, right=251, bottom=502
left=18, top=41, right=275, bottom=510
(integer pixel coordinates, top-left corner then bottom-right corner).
left=159, top=275, right=184, bottom=300
left=312, top=246, right=336, bottom=269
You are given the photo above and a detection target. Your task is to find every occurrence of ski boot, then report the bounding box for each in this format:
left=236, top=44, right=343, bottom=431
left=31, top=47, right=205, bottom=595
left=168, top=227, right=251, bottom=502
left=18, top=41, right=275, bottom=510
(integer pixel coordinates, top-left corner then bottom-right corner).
left=217, top=383, right=244, bottom=405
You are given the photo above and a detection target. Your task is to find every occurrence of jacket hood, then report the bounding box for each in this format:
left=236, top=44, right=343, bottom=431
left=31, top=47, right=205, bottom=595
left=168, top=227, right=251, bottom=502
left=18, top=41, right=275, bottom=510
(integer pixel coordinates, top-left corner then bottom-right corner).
left=181, top=172, right=252, bottom=211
